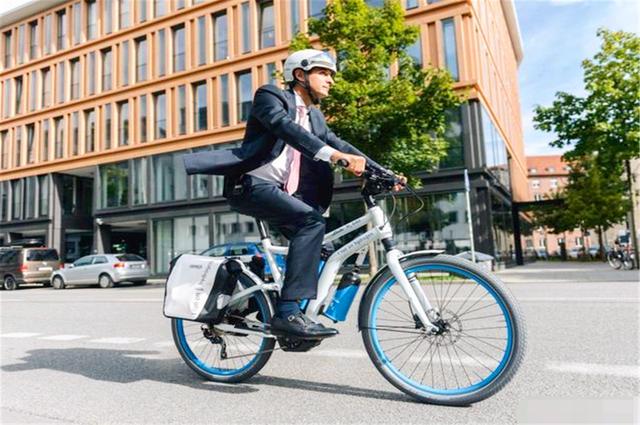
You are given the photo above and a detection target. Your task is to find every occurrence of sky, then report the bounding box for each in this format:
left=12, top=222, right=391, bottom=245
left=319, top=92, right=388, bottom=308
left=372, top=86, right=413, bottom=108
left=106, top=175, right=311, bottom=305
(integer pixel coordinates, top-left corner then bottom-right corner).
left=1, top=0, right=638, bottom=157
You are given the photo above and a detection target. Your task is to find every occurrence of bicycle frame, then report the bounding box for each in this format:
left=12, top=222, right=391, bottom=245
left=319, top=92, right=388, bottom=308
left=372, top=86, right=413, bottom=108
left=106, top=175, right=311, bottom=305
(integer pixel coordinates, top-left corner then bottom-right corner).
left=225, top=204, right=441, bottom=334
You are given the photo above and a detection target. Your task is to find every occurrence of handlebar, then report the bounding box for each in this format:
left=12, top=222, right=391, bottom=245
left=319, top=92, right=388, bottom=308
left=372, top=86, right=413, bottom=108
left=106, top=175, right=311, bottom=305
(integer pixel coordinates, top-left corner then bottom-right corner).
left=335, top=159, right=405, bottom=190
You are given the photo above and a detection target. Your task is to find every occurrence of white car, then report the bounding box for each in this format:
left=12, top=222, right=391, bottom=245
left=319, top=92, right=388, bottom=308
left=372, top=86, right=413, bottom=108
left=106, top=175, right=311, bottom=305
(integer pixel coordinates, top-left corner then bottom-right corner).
left=50, top=253, right=150, bottom=289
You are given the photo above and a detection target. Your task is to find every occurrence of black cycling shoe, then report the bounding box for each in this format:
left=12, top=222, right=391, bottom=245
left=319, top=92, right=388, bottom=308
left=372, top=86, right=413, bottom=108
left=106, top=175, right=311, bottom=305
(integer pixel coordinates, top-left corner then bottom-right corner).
left=270, top=312, right=339, bottom=340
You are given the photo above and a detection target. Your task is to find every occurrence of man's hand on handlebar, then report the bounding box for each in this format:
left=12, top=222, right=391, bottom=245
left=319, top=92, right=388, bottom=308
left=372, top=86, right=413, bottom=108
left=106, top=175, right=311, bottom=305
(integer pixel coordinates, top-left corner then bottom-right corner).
left=330, top=152, right=366, bottom=176
left=393, top=174, right=407, bottom=192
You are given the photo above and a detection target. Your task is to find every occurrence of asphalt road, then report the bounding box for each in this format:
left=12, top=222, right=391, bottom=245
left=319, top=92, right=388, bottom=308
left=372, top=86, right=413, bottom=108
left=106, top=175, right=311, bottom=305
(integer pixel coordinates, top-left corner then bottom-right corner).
left=1, top=262, right=638, bottom=424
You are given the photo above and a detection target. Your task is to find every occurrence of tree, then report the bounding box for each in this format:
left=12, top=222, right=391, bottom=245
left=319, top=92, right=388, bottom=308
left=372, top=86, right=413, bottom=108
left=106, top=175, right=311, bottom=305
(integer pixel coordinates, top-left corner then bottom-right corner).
left=289, top=0, right=463, bottom=179
left=533, top=29, right=640, bottom=262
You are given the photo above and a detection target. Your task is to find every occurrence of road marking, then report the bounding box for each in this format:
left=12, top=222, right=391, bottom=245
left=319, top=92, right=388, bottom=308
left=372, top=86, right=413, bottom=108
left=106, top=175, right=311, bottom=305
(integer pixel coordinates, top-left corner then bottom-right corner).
left=87, top=337, right=146, bottom=344
left=547, top=362, right=640, bottom=378
left=153, top=340, right=176, bottom=348
left=39, top=334, right=88, bottom=341
left=0, top=332, right=41, bottom=338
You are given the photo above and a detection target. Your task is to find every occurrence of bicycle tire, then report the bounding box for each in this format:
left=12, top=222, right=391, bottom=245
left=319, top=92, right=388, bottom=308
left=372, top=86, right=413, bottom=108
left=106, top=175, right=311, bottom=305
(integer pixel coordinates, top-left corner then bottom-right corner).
left=361, top=254, right=526, bottom=405
left=607, top=252, right=622, bottom=269
left=172, top=273, right=275, bottom=383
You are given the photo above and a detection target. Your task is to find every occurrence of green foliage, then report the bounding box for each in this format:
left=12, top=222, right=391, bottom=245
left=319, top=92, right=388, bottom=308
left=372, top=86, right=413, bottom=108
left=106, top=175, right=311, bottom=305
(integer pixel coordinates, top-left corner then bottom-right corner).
left=534, top=29, right=640, bottom=173
left=290, top=0, right=463, bottom=178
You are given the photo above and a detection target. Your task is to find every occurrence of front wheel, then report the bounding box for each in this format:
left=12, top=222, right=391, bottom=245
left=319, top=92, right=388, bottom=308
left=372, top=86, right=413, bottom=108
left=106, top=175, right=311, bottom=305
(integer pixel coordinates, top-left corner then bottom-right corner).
left=171, top=273, right=275, bottom=383
left=607, top=251, right=622, bottom=269
left=361, top=255, right=526, bottom=405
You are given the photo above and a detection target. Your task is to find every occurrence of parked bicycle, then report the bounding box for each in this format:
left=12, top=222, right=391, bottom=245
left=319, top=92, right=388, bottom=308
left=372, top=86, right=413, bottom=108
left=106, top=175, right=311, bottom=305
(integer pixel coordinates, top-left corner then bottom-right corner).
left=607, top=244, right=635, bottom=270
left=169, top=164, right=526, bottom=405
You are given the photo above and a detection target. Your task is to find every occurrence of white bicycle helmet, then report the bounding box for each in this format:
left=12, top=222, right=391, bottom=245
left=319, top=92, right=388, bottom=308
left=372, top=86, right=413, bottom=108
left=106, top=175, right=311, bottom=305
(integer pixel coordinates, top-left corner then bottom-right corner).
left=283, top=49, right=337, bottom=83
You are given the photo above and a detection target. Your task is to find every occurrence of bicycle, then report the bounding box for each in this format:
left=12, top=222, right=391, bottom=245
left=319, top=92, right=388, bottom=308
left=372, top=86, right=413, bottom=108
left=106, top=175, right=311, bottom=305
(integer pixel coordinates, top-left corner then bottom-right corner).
left=170, top=164, right=526, bottom=405
left=607, top=245, right=635, bottom=270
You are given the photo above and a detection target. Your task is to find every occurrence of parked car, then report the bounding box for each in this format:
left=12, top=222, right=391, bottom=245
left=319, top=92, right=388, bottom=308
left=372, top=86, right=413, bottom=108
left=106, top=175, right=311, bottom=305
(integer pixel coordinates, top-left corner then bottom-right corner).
left=200, top=243, right=286, bottom=281
left=0, top=247, right=61, bottom=290
left=50, top=254, right=149, bottom=289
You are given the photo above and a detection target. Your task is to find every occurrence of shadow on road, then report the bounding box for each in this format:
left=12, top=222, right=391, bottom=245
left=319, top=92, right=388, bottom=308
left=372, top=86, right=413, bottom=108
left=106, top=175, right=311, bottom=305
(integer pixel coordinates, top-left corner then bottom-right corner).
left=1, top=347, right=257, bottom=394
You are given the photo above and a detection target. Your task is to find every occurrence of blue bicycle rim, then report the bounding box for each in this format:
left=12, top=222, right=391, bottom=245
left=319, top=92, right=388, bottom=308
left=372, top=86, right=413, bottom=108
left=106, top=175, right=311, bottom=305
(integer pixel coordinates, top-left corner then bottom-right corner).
left=176, top=292, right=269, bottom=376
left=369, top=264, right=514, bottom=395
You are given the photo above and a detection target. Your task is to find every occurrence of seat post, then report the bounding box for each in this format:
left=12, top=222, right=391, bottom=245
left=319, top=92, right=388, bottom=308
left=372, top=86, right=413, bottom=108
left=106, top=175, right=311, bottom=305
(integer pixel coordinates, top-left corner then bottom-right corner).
left=256, top=219, right=269, bottom=240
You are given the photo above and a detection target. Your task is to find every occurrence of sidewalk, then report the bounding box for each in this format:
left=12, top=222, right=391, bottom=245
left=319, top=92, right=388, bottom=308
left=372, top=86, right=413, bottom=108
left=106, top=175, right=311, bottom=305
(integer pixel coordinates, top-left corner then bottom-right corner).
left=496, top=261, right=639, bottom=284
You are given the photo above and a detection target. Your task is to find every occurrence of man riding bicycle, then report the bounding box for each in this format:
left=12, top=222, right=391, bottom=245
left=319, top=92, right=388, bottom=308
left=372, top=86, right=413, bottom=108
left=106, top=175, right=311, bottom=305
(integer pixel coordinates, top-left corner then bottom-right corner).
left=184, top=49, right=404, bottom=340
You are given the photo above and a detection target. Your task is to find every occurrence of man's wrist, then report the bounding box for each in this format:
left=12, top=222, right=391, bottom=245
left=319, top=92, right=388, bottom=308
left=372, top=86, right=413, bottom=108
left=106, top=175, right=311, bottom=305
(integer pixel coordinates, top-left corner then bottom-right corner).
left=315, top=146, right=338, bottom=162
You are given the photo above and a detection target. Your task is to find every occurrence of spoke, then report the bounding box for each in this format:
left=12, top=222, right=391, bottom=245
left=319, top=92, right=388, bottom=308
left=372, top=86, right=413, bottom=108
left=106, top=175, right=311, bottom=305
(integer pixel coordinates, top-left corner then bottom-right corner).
left=439, top=273, right=457, bottom=312
left=378, top=334, right=425, bottom=343
left=453, top=343, right=494, bottom=374
left=455, top=302, right=497, bottom=318
left=450, top=282, right=480, bottom=319
left=376, top=307, right=414, bottom=323
left=458, top=330, right=507, bottom=352
left=451, top=342, right=474, bottom=387
left=444, top=343, right=460, bottom=389
left=380, top=295, right=414, bottom=321
left=419, top=337, right=438, bottom=386
left=408, top=338, right=436, bottom=380
left=397, top=336, right=429, bottom=372
left=459, top=312, right=505, bottom=321
left=437, top=344, right=447, bottom=389
left=389, top=336, right=424, bottom=363
left=384, top=335, right=424, bottom=356
left=457, top=336, right=502, bottom=364
left=366, top=326, right=425, bottom=335
left=440, top=278, right=468, bottom=312
left=454, top=292, right=492, bottom=319
left=463, top=325, right=507, bottom=332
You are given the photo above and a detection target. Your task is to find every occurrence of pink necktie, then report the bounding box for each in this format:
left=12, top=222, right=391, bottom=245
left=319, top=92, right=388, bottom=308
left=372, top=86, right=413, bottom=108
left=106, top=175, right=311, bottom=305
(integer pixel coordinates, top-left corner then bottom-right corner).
left=285, top=105, right=307, bottom=194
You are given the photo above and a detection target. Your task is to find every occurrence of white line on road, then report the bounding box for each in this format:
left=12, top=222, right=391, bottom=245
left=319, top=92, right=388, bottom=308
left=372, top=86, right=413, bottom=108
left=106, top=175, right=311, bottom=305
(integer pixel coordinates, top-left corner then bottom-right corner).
left=152, top=341, right=177, bottom=348
left=547, top=362, right=640, bottom=378
left=0, top=332, right=41, bottom=338
left=87, top=337, right=146, bottom=344
left=38, top=334, right=88, bottom=341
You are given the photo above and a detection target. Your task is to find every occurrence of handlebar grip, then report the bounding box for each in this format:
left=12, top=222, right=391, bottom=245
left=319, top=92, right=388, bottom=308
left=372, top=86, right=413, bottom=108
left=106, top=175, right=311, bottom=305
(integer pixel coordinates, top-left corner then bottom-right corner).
left=336, top=159, right=350, bottom=168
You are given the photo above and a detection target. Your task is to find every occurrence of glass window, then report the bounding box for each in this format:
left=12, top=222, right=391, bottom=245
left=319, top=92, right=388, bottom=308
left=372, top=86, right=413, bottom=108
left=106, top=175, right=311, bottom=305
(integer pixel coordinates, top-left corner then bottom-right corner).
left=29, top=21, right=38, bottom=60
left=176, top=0, right=185, bottom=9
left=153, top=152, right=187, bottom=203
left=139, top=95, right=147, bottom=142
left=71, top=112, right=79, bottom=155
left=177, top=85, right=186, bottom=135
left=87, top=52, right=96, bottom=95
left=132, top=157, right=148, bottom=205
left=42, top=120, right=50, bottom=162
left=442, top=18, right=459, bottom=81
left=39, top=175, right=49, bottom=216
left=26, top=124, right=35, bottom=164
left=193, top=81, right=208, bottom=131
left=43, top=15, right=52, bottom=55
left=220, top=74, right=229, bottom=126
left=70, top=58, right=80, bottom=99
left=120, top=40, right=129, bottom=86
left=213, top=12, right=228, bottom=61
left=153, top=219, right=173, bottom=274
left=481, top=105, right=510, bottom=190
left=154, top=91, right=166, bottom=139
left=136, top=37, right=147, bottom=82
left=197, top=16, right=206, bottom=66
left=56, top=10, right=67, bottom=50
left=103, top=103, right=112, bottom=149
left=12, top=180, right=23, bottom=220
left=85, top=109, right=96, bottom=153
left=102, top=48, right=112, bottom=91
left=259, top=1, right=275, bottom=49
left=103, top=0, right=113, bottom=34
left=440, top=107, right=464, bottom=169
left=406, top=0, right=419, bottom=9
left=173, top=25, right=185, bottom=72
left=14, top=126, right=22, bottom=167
left=2, top=80, right=10, bottom=118
left=29, top=71, right=37, bottom=111
left=236, top=71, right=252, bottom=122
left=191, top=146, right=210, bottom=199
left=87, top=0, right=97, bottom=40
left=265, top=62, right=277, bottom=85
left=3, top=31, right=11, bottom=68
left=406, top=36, right=422, bottom=68
left=118, top=101, right=129, bottom=146
left=56, top=61, right=65, bottom=103
left=308, top=0, right=326, bottom=19
left=42, top=67, right=52, bottom=107
left=290, top=1, right=300, bottom=36
left=25, top=176, right=36, bottom=218
left=0, top=131, right=7, bottom=169
left=154, top=0, right=167, bottom=18
left=137, top=0, right=147, bottom=22
left=100, top=161, right=128, bottom=208
left=73, top=3, right=81, bottom=44
left=119, top=0, right=131, bottom=29
left=17, top=25, right=24, bottom=65
left=54, top=116, right=64, bottom=159
left=241, top=2, right=250, bottom=53
left=156, top=29, right=166, bottom=76
left=15, top=76, right=23, bottom=114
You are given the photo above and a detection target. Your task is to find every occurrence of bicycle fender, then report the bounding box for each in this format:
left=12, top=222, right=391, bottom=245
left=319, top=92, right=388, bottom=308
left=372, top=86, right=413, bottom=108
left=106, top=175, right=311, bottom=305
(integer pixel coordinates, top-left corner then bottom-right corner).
left=357, top=250, right=444, bottom=331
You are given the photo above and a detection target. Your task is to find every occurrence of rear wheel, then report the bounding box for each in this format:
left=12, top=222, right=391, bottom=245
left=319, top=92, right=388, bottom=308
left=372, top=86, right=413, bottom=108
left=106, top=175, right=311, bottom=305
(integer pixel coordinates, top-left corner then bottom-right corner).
left=52, top=276, right=66, bottom=289
left=607, top=251, right=622, bottom=269
left=99, top=274, right=114, bottom=288
left=172, top=273, right=275, bottom=383
left=361, top=255, right=526, bottom=405
left=4, top=276, right=18, bottom=291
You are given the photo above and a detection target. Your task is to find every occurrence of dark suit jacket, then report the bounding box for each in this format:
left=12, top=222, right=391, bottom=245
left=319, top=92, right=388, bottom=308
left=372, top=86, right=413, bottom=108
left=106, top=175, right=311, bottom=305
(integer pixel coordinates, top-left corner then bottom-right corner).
left=183, top=85, right=382, bottom=211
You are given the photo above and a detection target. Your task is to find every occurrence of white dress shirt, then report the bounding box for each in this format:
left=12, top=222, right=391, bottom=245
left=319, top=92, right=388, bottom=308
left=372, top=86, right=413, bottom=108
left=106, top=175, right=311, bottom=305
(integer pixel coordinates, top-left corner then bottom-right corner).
left=248, top=93, right=336, bottom=186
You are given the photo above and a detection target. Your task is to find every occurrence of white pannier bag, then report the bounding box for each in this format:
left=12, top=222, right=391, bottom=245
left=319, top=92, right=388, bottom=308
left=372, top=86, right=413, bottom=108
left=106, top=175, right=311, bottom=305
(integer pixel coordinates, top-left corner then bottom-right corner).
left=163, top=254, right=243, bottom=323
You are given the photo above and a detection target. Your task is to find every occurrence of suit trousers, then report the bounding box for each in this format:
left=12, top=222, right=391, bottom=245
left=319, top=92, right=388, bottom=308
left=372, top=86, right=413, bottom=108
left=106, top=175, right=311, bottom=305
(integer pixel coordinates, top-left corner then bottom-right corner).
left=225, top=175, right=325, bottom=301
